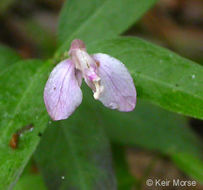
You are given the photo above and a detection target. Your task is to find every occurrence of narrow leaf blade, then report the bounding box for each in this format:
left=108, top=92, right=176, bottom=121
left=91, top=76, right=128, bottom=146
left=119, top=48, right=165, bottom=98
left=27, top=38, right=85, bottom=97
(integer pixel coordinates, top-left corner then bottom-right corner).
left=171, top=153, right=203, bottom=183
left=35, top=93, right=117, bottom=190
left=56, top=0, right=157, bottom=57
left=14, top=173, right=47, bottom=190
left=79, top=87, right=203, bottom=182
left=0, top=60, right=51, bottom=189
left=87, top=37, right=203, bottom=119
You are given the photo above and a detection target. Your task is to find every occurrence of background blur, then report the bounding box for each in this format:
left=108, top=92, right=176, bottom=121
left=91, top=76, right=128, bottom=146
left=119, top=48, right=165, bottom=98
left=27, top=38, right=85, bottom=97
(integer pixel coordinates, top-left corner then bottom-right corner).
left=0, top=0, right=202, bottom=189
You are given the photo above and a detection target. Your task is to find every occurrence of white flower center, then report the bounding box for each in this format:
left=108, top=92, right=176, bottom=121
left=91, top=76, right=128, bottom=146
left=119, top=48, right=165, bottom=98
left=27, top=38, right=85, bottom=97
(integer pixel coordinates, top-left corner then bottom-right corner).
left=70, top=49, right=104, bottom=99
left=93, top=81, right=104, bottom=99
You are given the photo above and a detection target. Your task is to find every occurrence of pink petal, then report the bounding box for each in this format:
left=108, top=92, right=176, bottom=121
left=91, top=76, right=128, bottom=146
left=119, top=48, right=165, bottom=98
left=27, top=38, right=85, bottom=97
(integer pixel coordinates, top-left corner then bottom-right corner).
left=75, top=69, right=83, bottom=86
left=92, top=53, right=136, bottom=112
left=44, top=59, right=82, bottom=120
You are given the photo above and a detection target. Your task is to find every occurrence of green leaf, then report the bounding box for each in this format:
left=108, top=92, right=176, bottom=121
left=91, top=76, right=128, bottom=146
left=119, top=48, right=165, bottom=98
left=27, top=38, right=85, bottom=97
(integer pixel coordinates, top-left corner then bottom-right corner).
left=14, top=175, right=47, bottom=190
left=75, top=86, right=203, bottom=181
left=13, top=160, right=47, bottom=190
left=13, top=159, right=47, bottom=190
left=112, top=145, right=135, bottom=190
left=101, top=100, right=202, bottom=156
left=35, top=89, right=117, bottom=190
left=14, top=169, right=47, bottom=190
left=56, top=0, right=157, bottom=57
left=79, top=86, right=202, bottom=155
left=0, top=60, right=52, bottom=189
left=0, top=44, right=21, bottom=69
left=171, top=153, right=203, bottom=183
left=87, top=37, right=203, bottom=119
left=99, top=99, right=203, bottom=182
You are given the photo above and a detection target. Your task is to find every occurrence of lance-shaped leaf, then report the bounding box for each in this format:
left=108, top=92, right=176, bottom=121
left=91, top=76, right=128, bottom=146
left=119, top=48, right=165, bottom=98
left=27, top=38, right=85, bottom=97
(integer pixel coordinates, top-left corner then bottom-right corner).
left=56, top=0, right=157, bottom=57
left=78, top=86, right=203, bottom=182
left=112, top=145, right=136, bottom=190
left=101, top=101, right=202, bottom=156
left=14, top=174, right=47, bottom=190
left=99, top=100, right=203, bottom=182
left=87, top=37, right=203, bottom=119
left=14, top=163, right=47, bottom=190
left=0, top=60, right=52, bottom=189
left=34, top=91, right=117, bottom=190
left=171, top=153, right=203, bottom=183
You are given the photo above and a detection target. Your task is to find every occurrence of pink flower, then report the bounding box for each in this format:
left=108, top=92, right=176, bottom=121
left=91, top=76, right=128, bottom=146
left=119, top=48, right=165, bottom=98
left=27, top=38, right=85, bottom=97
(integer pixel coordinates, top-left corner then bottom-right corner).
left=44, top=39, right=137, bottom=120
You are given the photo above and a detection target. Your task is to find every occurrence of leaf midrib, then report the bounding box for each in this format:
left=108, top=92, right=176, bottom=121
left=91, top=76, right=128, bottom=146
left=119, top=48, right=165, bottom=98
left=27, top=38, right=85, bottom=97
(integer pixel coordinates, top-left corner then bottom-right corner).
left=61, top=0, right=108, bottom=44
left=0, top=62, right=49, bottom=142
left=61, top=126, right=88, bottom=190
left=0, top=62, right=22, bottom=76
left=132, top=71, right=203, bottom=102
left=7, top=114, right=48, bottom=190
left=88, top=38, right=203, bottom=104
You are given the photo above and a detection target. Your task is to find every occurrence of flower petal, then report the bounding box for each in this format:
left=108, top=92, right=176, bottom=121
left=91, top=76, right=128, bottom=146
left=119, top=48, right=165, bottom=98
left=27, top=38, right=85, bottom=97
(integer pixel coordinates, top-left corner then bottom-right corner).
left=92, top=53, right=136, bottom=111
left=44, top=59, right=82, bottom=120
